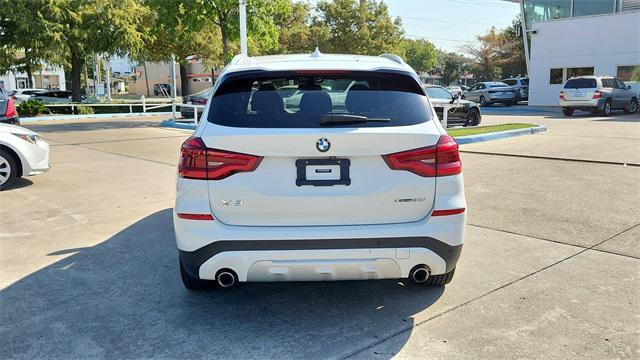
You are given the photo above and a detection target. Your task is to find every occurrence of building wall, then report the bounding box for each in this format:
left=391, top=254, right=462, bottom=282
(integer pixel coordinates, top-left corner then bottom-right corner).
left=528, top=11, right=640, bottom=105
left=0, top=64, right=66, bottom=91
left=129, top=62, right=182, bottom=96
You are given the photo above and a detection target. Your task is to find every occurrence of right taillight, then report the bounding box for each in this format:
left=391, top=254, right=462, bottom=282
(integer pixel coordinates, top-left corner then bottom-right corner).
left=5, top=98, right=16, bottom=118
left=592, top=90, right=602, bottom=99
left=383, top=134, right=462, bottom=177
left=178, top=137, right=262, bottom=180
left=559, top=91, right=565, bottom=100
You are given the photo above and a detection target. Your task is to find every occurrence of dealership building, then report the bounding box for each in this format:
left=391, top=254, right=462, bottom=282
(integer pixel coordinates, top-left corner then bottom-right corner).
left=506, top=0, right=640, bottom=105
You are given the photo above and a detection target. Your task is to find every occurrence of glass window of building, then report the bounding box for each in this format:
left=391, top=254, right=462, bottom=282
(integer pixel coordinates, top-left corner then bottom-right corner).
left=572, top=0, right=617, bottom=17
left=549, top=68, right=564, bottom=84
left=567, top=67, right=594, bottom=78
left=616, top=65, right=640, bottom=81
left=524, top=0, right=572, bottom=29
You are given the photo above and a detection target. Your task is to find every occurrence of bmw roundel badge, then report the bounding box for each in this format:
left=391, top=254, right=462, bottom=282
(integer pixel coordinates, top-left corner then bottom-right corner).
left=316, top=138, right=330, bottom=152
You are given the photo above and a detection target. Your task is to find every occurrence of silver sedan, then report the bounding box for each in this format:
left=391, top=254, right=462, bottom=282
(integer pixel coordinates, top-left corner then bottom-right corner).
left=463, top=82, right=517, bottom=107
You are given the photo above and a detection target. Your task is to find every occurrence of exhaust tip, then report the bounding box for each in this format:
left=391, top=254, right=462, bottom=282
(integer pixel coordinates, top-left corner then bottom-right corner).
left=410, top=265, right=431, bottom=284
left=216, top=270, right=237, bottom=288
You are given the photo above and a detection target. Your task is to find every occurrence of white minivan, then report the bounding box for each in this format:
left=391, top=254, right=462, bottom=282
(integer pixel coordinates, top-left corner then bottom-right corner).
left=174, top=52, right=467, bottom=290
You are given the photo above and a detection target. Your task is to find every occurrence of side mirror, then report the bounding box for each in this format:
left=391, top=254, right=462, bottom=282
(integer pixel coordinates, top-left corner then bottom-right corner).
left=451, top=94, right=460, bottom=103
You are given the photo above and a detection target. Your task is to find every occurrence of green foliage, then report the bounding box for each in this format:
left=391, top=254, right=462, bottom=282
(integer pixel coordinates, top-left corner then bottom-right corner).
left=400, top=39, right=439, bottom=74
left=274, top=1, right=313, bottom=53
left=462, top=17, right=527, bottom=81
left=310, top=0, right=404, bottom=55
left=436, top=52, right=469, bottom=86
left=16, top=100, right=46, bottom=117
left=76, top=105, right=94, bottom=115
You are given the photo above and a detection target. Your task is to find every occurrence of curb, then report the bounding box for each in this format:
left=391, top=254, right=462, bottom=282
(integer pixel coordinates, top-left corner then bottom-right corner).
left=454, top=125, right=547, bottom=145
left=160, top=119, right=198, bottom=130
left=19, top=112, right=173, bottom=123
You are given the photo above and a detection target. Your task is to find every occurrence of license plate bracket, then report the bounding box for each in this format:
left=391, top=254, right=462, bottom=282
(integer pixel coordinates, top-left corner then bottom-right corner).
left=296, top=158, right=351, bottom=186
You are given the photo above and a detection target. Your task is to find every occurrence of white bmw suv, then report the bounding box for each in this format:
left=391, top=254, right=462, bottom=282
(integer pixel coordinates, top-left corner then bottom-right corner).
left=174, top=52, right=467, bottom=290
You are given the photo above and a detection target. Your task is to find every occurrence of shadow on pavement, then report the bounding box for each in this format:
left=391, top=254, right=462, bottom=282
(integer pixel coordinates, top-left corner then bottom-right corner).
left=24, top=121, right=162, bottom=134
left=1, top=177, right=33, bottom=191
left=0, top=209, right=442, bottom=359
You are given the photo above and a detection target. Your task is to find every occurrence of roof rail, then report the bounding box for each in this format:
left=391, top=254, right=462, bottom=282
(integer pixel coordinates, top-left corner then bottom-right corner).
left=378, top=53, right=405, bottom=64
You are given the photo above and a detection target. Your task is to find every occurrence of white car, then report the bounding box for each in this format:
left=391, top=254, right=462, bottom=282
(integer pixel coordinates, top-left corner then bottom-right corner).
left=446, top=86, right=464, bottom=97
left=174, top=52, right=467, bottom=290
left=0, top=123, right=50, bottom=190
left=9, top=88, right=47, bottom=103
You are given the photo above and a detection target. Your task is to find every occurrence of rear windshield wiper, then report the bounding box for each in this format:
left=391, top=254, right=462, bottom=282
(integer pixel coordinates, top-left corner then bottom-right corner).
left=320, top=114, right=390, bottom=125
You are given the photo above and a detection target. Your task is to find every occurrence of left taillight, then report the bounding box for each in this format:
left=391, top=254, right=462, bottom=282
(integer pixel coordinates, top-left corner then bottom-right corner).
left=178, top=137, right=262, bottom=180
left=383, top=134, right=462, bottom=177
left=5, top=98, right=16, bottom=118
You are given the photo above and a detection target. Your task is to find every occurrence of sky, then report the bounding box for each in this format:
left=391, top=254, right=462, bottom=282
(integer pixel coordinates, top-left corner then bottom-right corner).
left=385, top=0, right=520, bottom=52
left=310, top=0, right=521, bottom=53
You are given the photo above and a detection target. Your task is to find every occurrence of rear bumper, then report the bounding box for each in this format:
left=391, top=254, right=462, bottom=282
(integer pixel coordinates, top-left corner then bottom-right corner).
left=559, top=98, right=605, bottom=110
left=179, top=236, right=463, bottom=282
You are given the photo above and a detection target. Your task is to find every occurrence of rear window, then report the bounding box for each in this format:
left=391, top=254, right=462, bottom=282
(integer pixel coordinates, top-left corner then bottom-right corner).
left=564, top=78, right=597, bottom=89
left=489, top=82, right=509, bottom=88
left=521, top=78, right=529, bottom=85
left=502, top=79, right=517, bottom=86
left=207, top=71, right=432, bottom=128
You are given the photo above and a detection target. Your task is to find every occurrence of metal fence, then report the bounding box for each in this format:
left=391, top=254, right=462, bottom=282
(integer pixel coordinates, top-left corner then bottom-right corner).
left=43, top=96, right=206, bottom=124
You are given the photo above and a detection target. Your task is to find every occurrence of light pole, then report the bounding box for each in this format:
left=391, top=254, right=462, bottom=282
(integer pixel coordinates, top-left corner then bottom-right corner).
left=239, top=0, right=248, bottom=56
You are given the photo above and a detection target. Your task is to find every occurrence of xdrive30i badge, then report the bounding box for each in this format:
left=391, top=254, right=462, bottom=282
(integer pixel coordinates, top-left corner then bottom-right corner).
left=316, top=138, right=330, bottom=152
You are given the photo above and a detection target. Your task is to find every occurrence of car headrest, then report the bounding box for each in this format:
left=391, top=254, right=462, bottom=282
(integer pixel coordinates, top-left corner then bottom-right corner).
left=299, top=91, right=332, bottom=114
left=345, top=84, right=372, bottom=114
left=251, top=86, right=284, bottom=115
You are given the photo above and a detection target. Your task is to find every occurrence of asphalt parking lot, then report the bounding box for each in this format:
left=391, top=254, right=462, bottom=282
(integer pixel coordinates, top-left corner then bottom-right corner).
left=1, top=111, right=639, bottom=359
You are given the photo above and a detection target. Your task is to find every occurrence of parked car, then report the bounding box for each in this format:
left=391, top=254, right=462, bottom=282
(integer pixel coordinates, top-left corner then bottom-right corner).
left=463, top=82, right=516, bottom=107
left=446, top=86, right=464, bottom=97
left=31, top=90, right=73, bottom=104
left=153, top=83, right=171, bottom=96
left=0, top=123, right=49, bottom=190
left=181, top=87, right=213, bottom=119
left=425, top=85, right=481, bottom=127
left=502, top=77, right=529, bottom=102
left=0, top=89, right=19, bottom=125
left=9, top=88, right=47, bottom=103
left=559, top=76, right=638, bottom=116
left=174, top=52, right=466, bottom=290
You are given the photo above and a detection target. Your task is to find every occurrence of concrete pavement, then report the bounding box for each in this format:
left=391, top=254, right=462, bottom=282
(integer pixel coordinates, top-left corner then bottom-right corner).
left=1, top=113, right=638, bottom=359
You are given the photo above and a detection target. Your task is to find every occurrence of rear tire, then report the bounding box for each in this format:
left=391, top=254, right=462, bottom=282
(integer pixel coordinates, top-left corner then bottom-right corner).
left=624, top=98, right=638, bottom=114
left=504, top=101, right=513, bottom=107
left=601, top=99, right=612, bottom=116
left=562, top=108, right=574, bottom=117
left=0, top=149, right=17, bottom=191
left=180, top=258, right=213, bottom=290
left=425, top=268, right=456, bottom=286
left=465, top=108, right=481, bottom=127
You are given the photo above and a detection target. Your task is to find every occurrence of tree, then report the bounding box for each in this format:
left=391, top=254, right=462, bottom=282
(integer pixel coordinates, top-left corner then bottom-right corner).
left=0, top=0, right=61, bottom=88
left=400, top=38, right=439, bottom=74
left=462, top=17, right=527, bottom=82
left=274, top=1, right=313, bottom=53
left=201, top=0, right=289, bottom=63
left=497, top=17, right=527, bottom=78
left=310, top=0, right=404, bottom=55
left=143, top=0, right=222, bottom=96
left=39, top=0, right=150, bottom=101
left=461, top=27, right=503, bottom=81
left=437, top=52, right=469, bottom=86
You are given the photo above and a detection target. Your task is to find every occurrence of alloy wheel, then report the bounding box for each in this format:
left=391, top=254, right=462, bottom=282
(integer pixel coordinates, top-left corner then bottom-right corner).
left=0, top=156, right=11, bottom=186
left=629, top=99, right=638, bottom=113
